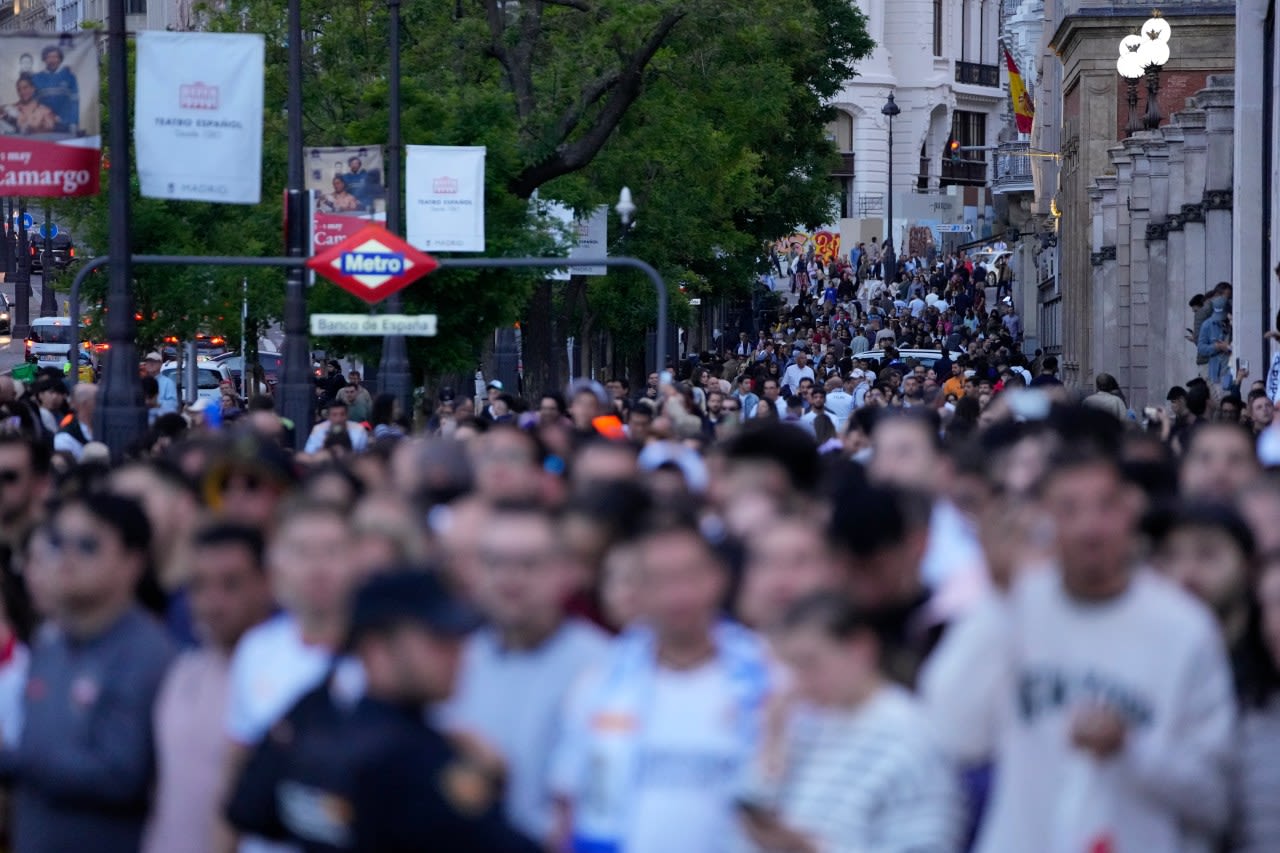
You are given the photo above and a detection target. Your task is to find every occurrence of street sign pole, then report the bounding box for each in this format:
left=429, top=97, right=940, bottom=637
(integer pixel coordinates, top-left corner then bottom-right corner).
left=96, top=0, right=145, bottom=456
left=11, top=200, right=29, bottom=340
left=278, top=0, right=314, bottom=451
left=377, top=0, right=413, bottom=416
left=39, top=204, right=56, bottom=317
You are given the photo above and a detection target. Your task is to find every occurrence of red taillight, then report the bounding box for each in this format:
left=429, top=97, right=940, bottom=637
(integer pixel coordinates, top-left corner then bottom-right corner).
left=96, top=343, right=110, bottom=351
left=69, top=248, right=74, bottom=258
left=211, top=337, right=225, bottom=346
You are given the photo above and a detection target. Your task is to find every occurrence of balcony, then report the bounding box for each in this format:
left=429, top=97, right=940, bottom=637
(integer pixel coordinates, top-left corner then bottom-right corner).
left=831, top=152, right=855, bottom=178
left=955, top=61, right=1001, bottom=88
left=941, top=159, right=988, bottom=187
left=993, top=142, right=1034, bottom=195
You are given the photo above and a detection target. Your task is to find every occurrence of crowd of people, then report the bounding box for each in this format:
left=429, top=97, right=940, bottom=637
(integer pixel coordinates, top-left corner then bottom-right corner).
left=0, top=252, right=1276, bottom=853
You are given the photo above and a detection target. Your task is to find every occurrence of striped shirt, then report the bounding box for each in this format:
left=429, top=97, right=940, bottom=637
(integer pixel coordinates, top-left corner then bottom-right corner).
left=1232, top=698, right=1280, bottom=853
left=741, top=685, right=964, bottom=853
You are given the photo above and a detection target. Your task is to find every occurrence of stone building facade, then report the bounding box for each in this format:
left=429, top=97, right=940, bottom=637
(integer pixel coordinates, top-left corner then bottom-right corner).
left=1087, top=76, right=1235, bottom=406
left=1039, top=0, right=1234, bottom=390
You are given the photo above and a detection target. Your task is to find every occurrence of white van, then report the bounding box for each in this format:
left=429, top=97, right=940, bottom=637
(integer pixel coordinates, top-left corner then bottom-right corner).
left=26, top=317, right=74, bottom=367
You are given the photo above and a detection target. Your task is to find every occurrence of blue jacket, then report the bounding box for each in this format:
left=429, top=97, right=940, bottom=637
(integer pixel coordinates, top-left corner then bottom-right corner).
left=1197, top=306, right=1230, bottom=385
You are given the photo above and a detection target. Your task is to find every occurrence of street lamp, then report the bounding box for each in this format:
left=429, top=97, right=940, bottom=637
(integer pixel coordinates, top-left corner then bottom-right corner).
left=616, top=186, right=637, bottom=231
left=1138, top=13, right=1171, bottom=130
left=880, top=92, right=900, bottom=287
left=1116, top=33, right=1145, bottom=138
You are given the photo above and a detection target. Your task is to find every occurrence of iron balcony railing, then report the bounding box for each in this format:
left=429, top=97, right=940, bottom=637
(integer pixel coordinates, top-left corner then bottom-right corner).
left=955, top=61, right=1001, bottom=87
left=993, top=142, right=1034, bottom=194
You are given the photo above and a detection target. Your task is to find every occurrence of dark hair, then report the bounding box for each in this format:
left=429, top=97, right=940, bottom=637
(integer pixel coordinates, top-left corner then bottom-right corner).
left=827, top=481, right=931, bottom=558
left=1035, top=443, right=1122, bottom=496
left=57, top=492, right=151, bottom=555
left=724, top=420, right=820, bottom=494
left=0, top=432, right=50, bottom=477
left=1042, top=355, right=1059, bottom=372
left=193, top=522, right=266, bottom=570
left=778, top=591, right=876, bottom=642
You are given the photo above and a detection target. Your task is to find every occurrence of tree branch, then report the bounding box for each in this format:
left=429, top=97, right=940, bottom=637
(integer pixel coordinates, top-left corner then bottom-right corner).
left=543, top=0, right=591, bottom=10
left=508, top=7, right=686, bottom=198
left=482, top=0, right=541, bottom=123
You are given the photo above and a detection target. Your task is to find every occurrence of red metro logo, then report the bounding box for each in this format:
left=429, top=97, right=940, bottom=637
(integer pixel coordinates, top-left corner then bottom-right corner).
left=307, top=222, right=439, bottom=304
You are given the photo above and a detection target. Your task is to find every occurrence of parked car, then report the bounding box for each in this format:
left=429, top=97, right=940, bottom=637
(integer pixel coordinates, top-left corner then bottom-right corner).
left=0, top=291, right=11, bottom=335
left=851, top=348, right=962, bottom=369
left=213, top=351, right=283, bottom=396
left=160, top=360, right=237, bottom=405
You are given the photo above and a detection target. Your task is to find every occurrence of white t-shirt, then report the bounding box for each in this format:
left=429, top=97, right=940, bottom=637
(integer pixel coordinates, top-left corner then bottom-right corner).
left=226, top=614, right=364, bottom=853
left=555, top=659, right=751, bottom=853
left=909, top=297, right=927, bottom=318
left=781, top=364, right=815, bottom=394
left=973, top=569, right=1234, bottom=853
left=628, top=662, right=749, bottom=853
left=441, top=620, right=610, bottom=839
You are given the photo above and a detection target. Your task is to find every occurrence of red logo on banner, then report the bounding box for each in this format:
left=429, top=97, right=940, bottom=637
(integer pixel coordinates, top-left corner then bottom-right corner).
left=179, top=82, right=220, bottom=110
left=307, top=222, right=439, bottom=304
left=0, top=138, right=100, bottom=198
left=432, top=176, right=458, bottom=194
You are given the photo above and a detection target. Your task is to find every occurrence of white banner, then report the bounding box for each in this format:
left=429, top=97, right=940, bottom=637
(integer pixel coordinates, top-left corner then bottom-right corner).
left=406, top=145, right=485, bottom=252
left=134, top=32, right=265, bottom=204
left=544, top=203, right=609, bottom=279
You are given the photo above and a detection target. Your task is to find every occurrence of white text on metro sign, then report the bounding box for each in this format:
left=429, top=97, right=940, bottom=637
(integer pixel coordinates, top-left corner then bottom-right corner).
left=340, top=252, right=405, bottom=276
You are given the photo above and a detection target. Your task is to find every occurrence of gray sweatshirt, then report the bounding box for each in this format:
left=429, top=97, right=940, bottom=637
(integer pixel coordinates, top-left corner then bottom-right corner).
left=0, top=607, right=174, bottom=853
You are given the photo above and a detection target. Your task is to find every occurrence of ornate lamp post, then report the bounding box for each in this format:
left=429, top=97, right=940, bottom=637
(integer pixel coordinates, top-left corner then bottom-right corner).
left=881, top=92, right=900, bottom=287
left=1139, top=13, right=1172, bottom=130
left=1116, top=34, right=1145, bottom=138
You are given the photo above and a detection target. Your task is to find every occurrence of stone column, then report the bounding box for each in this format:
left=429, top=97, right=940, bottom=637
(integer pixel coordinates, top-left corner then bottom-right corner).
left=1144, top=137, right=1172, bottom=399
left=1199, top=76, right=1245, bottom=382
left=1178, top=108, right=1209, bottom=312
left=1097, top=174, right=1120, bottom=383
left=1124, top=134, right=1154, bottom=406
left=1110, top=143, right=1134, bottom=394
left=1162, top=124, right=1193, bottom=384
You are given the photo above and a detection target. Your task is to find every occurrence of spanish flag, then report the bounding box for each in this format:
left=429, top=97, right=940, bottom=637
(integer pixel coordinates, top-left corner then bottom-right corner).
left=1006, top=47, right=1034, bottom=134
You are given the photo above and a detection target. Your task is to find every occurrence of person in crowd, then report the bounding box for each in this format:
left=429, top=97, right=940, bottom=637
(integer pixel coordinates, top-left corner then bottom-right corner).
left=303, top=398, right=368, bottom=455
left=53, top=382, right=97, bottom=461
left=218, top=499, right=361, bottom=853
left=944, top=444, right=1235, bottom=853
left=551, top=516, right=775, bottom=853
left=228, top=570, right=543, bottom=853
left=144, top=523, right=274, bottom=853
left=0, top=493, right=173, bottom=853
left=738, top=592, right=964, bottom=853
left=442, top=504, right=610, bottom=841
left=1232, top=546, right=1280, bottom=853
left=1179, top=421, right=1260, bottom=502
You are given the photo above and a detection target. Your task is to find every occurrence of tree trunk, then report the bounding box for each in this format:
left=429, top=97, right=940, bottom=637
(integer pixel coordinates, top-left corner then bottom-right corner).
left=521, top=280, right=557, bottom=398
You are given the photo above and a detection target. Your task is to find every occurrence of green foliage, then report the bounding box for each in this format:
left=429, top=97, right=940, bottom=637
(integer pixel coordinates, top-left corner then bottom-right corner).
left=59, top=0, right=871, bottom=374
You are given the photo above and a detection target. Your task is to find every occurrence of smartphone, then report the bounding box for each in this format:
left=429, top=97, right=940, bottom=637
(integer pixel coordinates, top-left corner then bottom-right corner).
left=1242, top=359, right=1251, bottom=374
left=658, top=370, right=674, bottom=388
left=1143, top=406, right=1159, bottom=420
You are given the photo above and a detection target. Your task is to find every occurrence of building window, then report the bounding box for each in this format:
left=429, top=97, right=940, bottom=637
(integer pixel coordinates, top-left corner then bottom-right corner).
left=127, top=0, right=145, bottom=13
left=933, top=0, right=943, bottom=56
left=918, top=142, right=929, bottom=191
left=941, top=110, right=987, bottom=187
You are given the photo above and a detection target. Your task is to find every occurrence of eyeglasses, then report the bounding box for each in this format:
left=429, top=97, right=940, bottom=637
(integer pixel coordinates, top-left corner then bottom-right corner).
left=48, top=530, right=101, bottom=557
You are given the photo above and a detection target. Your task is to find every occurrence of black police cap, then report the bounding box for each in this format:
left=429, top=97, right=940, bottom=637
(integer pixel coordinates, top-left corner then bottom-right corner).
left=346, top=568, right=482, bottom=648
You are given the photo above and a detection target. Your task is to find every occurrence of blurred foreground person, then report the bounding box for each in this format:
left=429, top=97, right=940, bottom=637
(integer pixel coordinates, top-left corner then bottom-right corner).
left=959, top=446, right=1235, bottom=853
left=144, top=524, right=274, bottom=853
left=738, top=593, right=963, bottom=853
left=227, top=571, right=541, bottom=853
left=0, top=494, right=173, bottom=853
left=552, top=518, right=775, bottom=853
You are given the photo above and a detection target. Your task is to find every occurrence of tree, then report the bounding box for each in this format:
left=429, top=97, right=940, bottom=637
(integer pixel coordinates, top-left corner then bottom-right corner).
left=62, top=0, right=871, bottom=392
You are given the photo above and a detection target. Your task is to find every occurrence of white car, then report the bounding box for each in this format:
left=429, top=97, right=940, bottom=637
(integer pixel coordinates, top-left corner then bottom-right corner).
left=851, top=348, right=962, bottom=369
left=160, top=361, right=236, bottom=405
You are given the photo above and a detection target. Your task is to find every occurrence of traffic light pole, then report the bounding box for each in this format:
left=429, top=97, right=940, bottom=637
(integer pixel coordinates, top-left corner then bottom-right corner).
left=377, top=0, right=413, bottom=416
left=278, top=0, right=314, bottom=450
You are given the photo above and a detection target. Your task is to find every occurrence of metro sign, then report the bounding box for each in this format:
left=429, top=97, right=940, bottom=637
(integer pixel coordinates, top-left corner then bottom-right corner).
left=306, top=222, right=439, bottom=304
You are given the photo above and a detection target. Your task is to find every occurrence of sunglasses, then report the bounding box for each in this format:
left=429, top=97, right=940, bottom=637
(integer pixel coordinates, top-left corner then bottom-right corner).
left=48, top=530, right=101, bottom=557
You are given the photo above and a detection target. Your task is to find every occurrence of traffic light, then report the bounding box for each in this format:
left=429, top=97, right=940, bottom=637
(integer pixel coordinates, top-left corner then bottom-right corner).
left=947, top=138, right=961, bottom=162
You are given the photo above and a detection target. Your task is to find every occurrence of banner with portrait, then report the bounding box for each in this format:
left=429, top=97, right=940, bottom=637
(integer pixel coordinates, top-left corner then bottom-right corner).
left=0, top=34, right=100, bottom=197
left=134, top=31, right=264, bottom=204
left=406, top=145, right=486, bottom=252
left=304, top=145, right=386, bottom=251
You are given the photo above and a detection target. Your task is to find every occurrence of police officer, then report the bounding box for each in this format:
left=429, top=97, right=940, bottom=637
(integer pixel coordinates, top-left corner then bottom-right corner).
left=227, top=569, right=543, bottom=853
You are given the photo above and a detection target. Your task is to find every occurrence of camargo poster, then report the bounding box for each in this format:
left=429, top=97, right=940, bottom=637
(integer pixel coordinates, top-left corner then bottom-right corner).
left=0, top=34, right=100, bottom=197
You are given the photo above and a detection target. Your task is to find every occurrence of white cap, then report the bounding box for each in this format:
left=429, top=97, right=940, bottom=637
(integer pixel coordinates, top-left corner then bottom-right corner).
left=144, top=351, right=163, bottom=362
